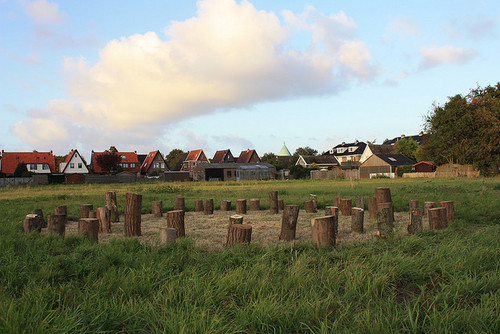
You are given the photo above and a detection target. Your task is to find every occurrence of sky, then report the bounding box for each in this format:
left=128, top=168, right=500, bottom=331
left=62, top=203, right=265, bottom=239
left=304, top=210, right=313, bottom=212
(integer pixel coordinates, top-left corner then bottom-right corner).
left=1, top=0, right=499, bottom=161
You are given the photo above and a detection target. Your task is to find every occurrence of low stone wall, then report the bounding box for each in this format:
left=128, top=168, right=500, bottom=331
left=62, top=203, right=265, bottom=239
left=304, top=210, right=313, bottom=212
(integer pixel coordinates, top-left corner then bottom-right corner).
left=0, top=177, right=32, bottom=186
left=403, top=172, right=436, bottom=178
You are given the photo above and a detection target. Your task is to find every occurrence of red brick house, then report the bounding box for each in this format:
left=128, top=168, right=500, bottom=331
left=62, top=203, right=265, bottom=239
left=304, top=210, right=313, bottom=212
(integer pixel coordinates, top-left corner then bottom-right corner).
left=91, top=151, right=140, bottom=174
left=236, top=149, right=260, bottom=163
left=211, top=149, right=235, bottom=163
left=181, top=149, right=209, bottom=177
left=140, top=150, right=168, bottom=176
left=0, top=151, right=56, bottom=175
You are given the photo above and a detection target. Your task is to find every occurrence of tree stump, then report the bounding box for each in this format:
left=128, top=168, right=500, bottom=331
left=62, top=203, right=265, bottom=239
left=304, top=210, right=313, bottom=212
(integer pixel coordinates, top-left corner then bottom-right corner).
left=204, top=199, right=214, bottom=215
left=124, top=193, right=142, bottom=237
left=409, top=200, right=419, bottom=211
left=221, top=200, right=231, bottom=211
left=249, top=198, right=260, bottom=211
left=309, top=194, right=318, bottom=211
left=80, top=204, right=93, bottom=218
left=304, top=200, right=317, bottom=213
left=311, top=216, right=336, bottom=247
left=278, top=199, right=285, bottom=211
left=226, top=224, right=252, bottom=247
left=355, top=194, right=365, bottom=209
left=78, top=218, right=99, bottom=242
left=47, top=214, right=66, bottom=235
left=429, top=207, right=448, bottom=230
left=424, top=202, right=435, bottom=217
left=269, top=191, right=278, bottom=214
left=375, top=187, right=394, bottom=220
left=367, top=197, right=378, bottom=219
left=152, top=200, right=163, bottom=217
left=408, top=208, right=423, bottom=235
left=195, top=200, right=204, bottom=212
left=236, top=199, right=247, bottom=214
left=377, top=207, right=393, bottom=238
left=279, top=205, right=300, bottom=241
left=54, top=205, right=67, bottom=217
left=377, top=202, right=394, bottom=227
left=174, top=197, right=185, bottom=211
left=23, top=214, right=42, bottom=233
left=106, top=191, right=119, bottom=223
left=159, top=227, right=177, bottom=246
left=32, top=208, right=46, bottom=227
left=340, top=198, right=352, bottom=216
left=439, top=201, right=455, bottom=222
left=97, top=207, right=111, bottom=233
left=88, top=210, right=97, bottom=218
left=333, top=195, right=343, bottom=208
left=166, top=210, right=185, bottom=237
left=229, top=214, right=244, bottom=226
left=351, top=207, right=364, bottom=233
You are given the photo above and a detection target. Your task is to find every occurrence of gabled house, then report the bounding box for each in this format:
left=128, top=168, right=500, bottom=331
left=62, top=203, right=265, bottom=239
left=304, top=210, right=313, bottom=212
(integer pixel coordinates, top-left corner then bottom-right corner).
left=323, top=140, right=367, bottom=168
left=0, top=150, right=56, bottom=175
left=59, top=149, right=89, bottom=174
left=211, top=149, right=235, bottom=163
left=140, top=150, right=168, bottom=176
left=359, top=153, right=415, bottom=179
left=236, top=149, right=260, bottom=163
left=296, top=155, right=338, bottom=169
left=360, top=144, right=395, bottom=163
left=91, top=151, right=140, bottom=174
left=181, top=149, right=209, bottom=177
left=413, top=161, right=435, bottom=172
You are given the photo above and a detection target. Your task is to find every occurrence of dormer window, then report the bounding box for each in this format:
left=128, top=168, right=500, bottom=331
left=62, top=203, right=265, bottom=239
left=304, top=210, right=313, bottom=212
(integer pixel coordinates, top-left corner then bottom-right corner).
left=388, top=157, right=397, bottom=162
left=348, top=147, right=357, bottom=152
left=121, top=155, right=126, bottom=160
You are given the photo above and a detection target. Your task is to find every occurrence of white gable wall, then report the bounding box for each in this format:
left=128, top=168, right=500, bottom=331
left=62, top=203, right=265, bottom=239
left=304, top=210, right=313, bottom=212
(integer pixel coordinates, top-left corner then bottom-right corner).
left=62, top=152, right=89, bottom=174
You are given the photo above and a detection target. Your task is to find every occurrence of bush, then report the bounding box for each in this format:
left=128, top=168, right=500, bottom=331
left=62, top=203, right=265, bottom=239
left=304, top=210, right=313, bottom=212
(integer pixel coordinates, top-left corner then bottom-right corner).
left=397, top=165, right=413, bottom=177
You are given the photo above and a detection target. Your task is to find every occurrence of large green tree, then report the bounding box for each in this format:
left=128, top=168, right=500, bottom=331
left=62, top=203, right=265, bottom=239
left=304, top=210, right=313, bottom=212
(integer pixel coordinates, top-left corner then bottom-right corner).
left=165, top=149, right=186, bottom=170
left=293, top=146, right=318, bottom=157
left=423, top=83, right=500, bottom=174
left=394, top=138, right=418, bottom=161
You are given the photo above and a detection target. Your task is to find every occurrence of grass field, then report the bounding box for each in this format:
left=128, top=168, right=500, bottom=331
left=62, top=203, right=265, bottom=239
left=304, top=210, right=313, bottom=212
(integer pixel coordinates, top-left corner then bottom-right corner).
left=0, top=178, right=499, bottom=333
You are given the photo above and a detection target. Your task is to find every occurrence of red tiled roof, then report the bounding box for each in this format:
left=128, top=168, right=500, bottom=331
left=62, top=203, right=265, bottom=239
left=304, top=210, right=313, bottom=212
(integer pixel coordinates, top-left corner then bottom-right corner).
left=413, top=161, right=434, bottom=166
left=92, top=151, right=139, bottom=173
left=236, top=149, right=259, bottom=163
left=186, top=149, right=203, bottom=161
left=63, top=150, right=76, bottom=164
left=212, top=150, right=229, bottom=163
left=1, top=152, right=56, bottom=174
left=141, top=150, right=160, bottom=173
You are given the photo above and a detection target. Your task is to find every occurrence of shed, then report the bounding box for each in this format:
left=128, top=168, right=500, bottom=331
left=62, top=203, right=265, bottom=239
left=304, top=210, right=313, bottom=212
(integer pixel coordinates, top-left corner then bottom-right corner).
left=359, top=154, right=415, bottom=179
left=413, top=161, right=435, bottom=172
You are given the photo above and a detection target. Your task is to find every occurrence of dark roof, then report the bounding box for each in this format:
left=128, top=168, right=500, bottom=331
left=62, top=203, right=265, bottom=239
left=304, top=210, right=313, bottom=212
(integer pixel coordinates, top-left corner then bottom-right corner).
left=368, top=144, right=394, bottom=155
left=300, top=155, right=338, bottom=165
left=386, top=134, right=425, bottom=145
left=376, top=154, right=415, bottom=166
left=324, top=141, right=367, bottom=156
left=173, top=152, right=188, bottom=171
left=137, top=154, right=147, bottom=165
left=196, top=162, right=275, bottom=170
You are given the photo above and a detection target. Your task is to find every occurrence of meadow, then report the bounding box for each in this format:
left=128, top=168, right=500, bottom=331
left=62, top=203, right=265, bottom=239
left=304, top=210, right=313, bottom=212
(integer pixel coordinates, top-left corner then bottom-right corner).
left=0, top=177, right=499, bottom=333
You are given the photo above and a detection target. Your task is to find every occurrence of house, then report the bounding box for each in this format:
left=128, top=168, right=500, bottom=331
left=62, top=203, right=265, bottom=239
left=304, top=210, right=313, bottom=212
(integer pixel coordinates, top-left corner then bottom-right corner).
left=296, top=155, right=338, bottom=169
left=385, top=132, right=426, bottom=145
left=323, top=140, right=367, bottom=168
left=91, top=150, right=140, bottom=174
left=413, top=161, right=435, bottom=173
left=276, top=142, right=294, bottom=165
left=359, top=154, right=416, bottom=179
left=236, top=149, right=260, bottom=163
left=193, top=162, right=276, bottom=181
left=181, top=149, right=209, bottom=177
left=0, top=150, right=56, bottom=175
left=211, top=149, right=235, bottom=163
left=359, top=144, right=395, bottom=163
left=59, top=149, right=89, bottom=174
left=140, top=150, right=168, bottom=176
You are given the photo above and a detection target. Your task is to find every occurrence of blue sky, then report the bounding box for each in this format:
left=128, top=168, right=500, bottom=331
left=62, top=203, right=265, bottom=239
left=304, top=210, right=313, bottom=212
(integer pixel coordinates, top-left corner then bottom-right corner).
left=1, top=0, right=499, bottom=160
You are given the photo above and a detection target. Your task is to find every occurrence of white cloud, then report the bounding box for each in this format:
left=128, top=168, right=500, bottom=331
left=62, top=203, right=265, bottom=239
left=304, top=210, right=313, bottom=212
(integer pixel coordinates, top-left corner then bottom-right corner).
left=386, top=17, right=419, bottom=39
left=14, top=0, right=377, bottom=152
left=24, top=0, right=67, bottom=24
left=419, top=45, right=477, bottom=69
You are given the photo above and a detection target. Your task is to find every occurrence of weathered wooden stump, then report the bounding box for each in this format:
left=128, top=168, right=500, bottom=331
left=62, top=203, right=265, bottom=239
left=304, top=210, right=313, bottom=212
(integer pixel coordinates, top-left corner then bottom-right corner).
left=174, top=197, right=185, bottom=211
left=278, top=199, right=285, bottom=211
left=311, top=216, right=336, bottom=247
left=324, top=206, right=339, bottom=234
left=333, top=195, right=343, bottom=208
left=229, top=214, right=244, bottom=226
left=356, top=194, right=365, bottom=210
left=377, top=202, right=394, bottom=227
left=80, top=204, right=93, bottom=218
left=47, top=214, right=66, bottom=235
left=32, top=208, right=46, bottom=227
left=78, top=218, right=99, bottom=242
left=279, top=205, right=300, bottom=241
left=167, top=210, right=185, bottom=237
left=23, top=214, right=42, bottom=233
left=236, top=199, right=247, bottom=214
left=88, top=210, right=97, bottom=218
left=408, top=208, right=423, bottom=235
left=439, top=201, right=455, bottom=222
left=97, top=207, right=111, bottom=233
left=195, top=200, right=204, bottom=212
left=424, top=202, right=435, bottom=217
left=429, top=207, right=448, bottom=230
left=340, top=198, right=352, bottom=216
left=377, top=207, right=393, bottom=238
left=351, top=207, right=364, bottom=233
left=159, top=227, right=177, bottom=246
left=152, top=200, right=163, bottom=217
left=106, top=191, right=119, bottom=223
left=124, top=193, right=142, bottom=237
left=226, top=224, right=252, bottom=247
left=221, top=200, right=231, bottom=211
left=375, top=187, right=394, bottom=220
left=269, top=191, right=278, bottom=214
left=367, top=197, right=378, bottom=219
left=204, top=199, right=214, bottom=215
left=249, top=198, right=260, bottom=211
left=54, top=205, right=67, bottom=217
left=409, top=200, right=419, bottom=211
left=304, top=200, right=317, bottom=213
left=309, top=194, right=318, bottom=211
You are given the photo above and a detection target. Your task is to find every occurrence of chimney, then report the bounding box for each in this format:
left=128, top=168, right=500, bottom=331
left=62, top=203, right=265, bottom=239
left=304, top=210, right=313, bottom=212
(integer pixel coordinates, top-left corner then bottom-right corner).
left=354, top=139, right=358, bottom=144
left=342, top=142, right=345, bottom=145
left=419, top=131, right=423, bottom=136
left=401, top=134, right=405, bottom=138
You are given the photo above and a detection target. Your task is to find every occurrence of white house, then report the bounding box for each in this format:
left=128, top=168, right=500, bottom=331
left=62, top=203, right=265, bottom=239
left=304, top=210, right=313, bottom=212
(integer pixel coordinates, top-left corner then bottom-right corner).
left=59, top=149, right=89, bottom=174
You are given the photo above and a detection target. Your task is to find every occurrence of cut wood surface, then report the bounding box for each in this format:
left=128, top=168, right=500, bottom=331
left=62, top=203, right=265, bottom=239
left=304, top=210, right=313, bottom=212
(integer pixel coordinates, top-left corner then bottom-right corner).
left=32, top=208, right=45, bottom=227
left=375, top=187, right=392, bottom=205
left=439, top=201, right=455, bottom=222
left=229, top=214, right=244, bottom=226
left=23, top=214, right=42, bottom=233
left=333, top=195, right=343, bottom=208
left=409, top=200, right=419, bottom=211
left=249, top=198, right=260, bottom=211
left=54, top=205, right=67, bottom=217
left=311, top=216, right=336, bottom=247
left=279, top=205, right=299, bottom=241
left=167, top=210, right=185, bottom=237
left=124, top=193, right=142, bottom=237
left=226, top=224, right=252, bottom=247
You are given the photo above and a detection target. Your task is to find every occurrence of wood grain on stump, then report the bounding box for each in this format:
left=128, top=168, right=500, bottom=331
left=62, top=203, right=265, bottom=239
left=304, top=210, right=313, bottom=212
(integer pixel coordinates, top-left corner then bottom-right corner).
left=304, top=200, right=317, bottom=213
left=166, top=210, right=185, bottom=238
left=249, top=198, right=260, bottom=211
left=204, top=199, right=214, bottom=215
left=23, top=214, right=42, bottom=233
left=340, top=198, right=352, bottom=216
left=226, top=224, right=252, bottom=247
left=78, top=218, right=99, bottom=242
left=439, top=201, right=455, bottom=222
left=80, top=204, right=93, bottom=218
left=97, top=207, right=111, bottom=233
left=311, top=216, right=336, bottom=247
left=278, top=199, right=285, bottom=211
left=351, top=207, right=364, bottom=233
left=279, top=205, right=299, bottom=241
left=333, top=195, right=343, bottom=208
left=409, top=200, right=419, bottom=211
left=355, top=194, right=365, bottom=210
left=269, top=191, right=278, bottom=214
left=152, top=200, right=163, bottom=217
left=88, top=210, right=97, bottom=218
left=54, top=205, right=67, bottom=217
left=159, top=227, right=177, bottom=246
left=429, top=207, right=448, bottom=230
left=32, top=208, right=45, bottom=227
left=236, top=199, right=247, bottom=214
left=124, top=193, right=142, bottom=237
left=377, top=202, right=394, bottom=227
left=221, top=200, right=231, bottom=211
left=174, top=197, right=185, bottom=211
left=324, top=206, right=339, bottom=234
left=106, top=191, right=118, bottom=223
left=377, top=207, right=393, bottom=238
left=309, top=194, right=318, bottom=211
left=408, top=208, right=423, bottom=235
left=367, top=197, right=378, bottom=219
left=195, top=200, right=204, bottom=212
left=229, top=214, right=244, bottom=226
left=47, top=214, right=66, bottom=235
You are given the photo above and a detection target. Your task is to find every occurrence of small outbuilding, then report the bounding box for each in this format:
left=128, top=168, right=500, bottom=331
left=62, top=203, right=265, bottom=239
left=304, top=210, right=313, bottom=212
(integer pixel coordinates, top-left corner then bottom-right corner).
left=359, top=154, right=415, bottom=179
left=193, top=163, right=276, bottom=181
left=413, top=161, right=435, bottom=172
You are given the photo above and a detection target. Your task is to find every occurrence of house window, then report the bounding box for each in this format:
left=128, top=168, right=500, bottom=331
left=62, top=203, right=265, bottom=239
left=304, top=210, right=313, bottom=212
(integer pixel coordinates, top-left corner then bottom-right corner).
left=153, top=162, right=160, bottom=169
left=78, top=163, right=82, bottom=168
left=29, top=164, right=37, bottom=170
left=42, top=164, right=49, bottom=170
left=161, top=163, right=165, bottom=169
left=227, top=171, right=232, bottom=178
left=130, top=163, right=135, bottom=168
left=70, top=163, right=75, bottom=168
left=349, top=147, right=357, bottom=152
left=123, top=163, right=129, bottom=168
left=121, top=156, right=126, bottom=160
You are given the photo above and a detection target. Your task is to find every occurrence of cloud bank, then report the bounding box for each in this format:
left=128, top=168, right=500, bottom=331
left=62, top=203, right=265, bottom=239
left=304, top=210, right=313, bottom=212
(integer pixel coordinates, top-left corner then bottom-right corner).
left=13, top=0, right=376, bottom=152
left=419, top=45, right=477, bottom=69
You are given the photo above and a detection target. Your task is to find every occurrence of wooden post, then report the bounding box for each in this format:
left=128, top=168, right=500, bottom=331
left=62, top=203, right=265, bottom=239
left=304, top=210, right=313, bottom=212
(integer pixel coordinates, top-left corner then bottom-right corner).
left=32, top=208, right=46, bottom=227
left=439, top=201, right=455, bottom=222
left=97, top=207, right=111, bottom=233
left=279, top=205, right=299, bottom=241
left=269, top=191, right=278, bottom=214
left=54, top=205, right=67, bottom=217
left=311, top=216, right=336, bottom=247
left=409, top=200, right=419, bottom=211
left=355, top=194, right=365, bottom=209
left=167, top=210, right=185, bottom=237
left=367, top=197, right=378, bottom=219
left=159, top=227, right=177, bottom=246
left=88, top=210, right=97, bottom=218
left=195, top=200, right=204, bottom=212
left=340, top=198, right=352, bottom=216
left=236, top=199, right=247, bottom=214
left=351, top=207, right=364, bottom=233
left=249, top=198, right=260, bottom=211
left=204, top=199, right=214, bottom=215
left=23, top=214, right=42, bottom=233
left=429, top=207, right=448, bottom=230
left=78, top=218, right=99, bottom=242
left=424, top=202, right=435, bottom=217
left=47, top=214, right=66, bottom=235
left=124, top=193, right=142, bottom=237
left=408, top=208, right=423, bottom=235
left=309, top=194, right=318, bottom=211
left=152, top=200, right=163, bottom=217
left=333, top=195, right=343, bottom=208
left=377, top=202, right=394, bottom=227
left=278, top=199, right=285, bottom=211
left=221, top=200, right=231, bottom=211
left=377, top=207, right=393, bottom=238
left=174, top=197, right=185, bottom=211
left=375, top=187, right=394, bottom=220
left=324, top=206, right=339, bottom=234
left=226, top=224, right=252, bottom=247
left=106, top=191, right=119, bottom=223
left=80, top=204, right=93, bottom=218
left=304, top=200, right=317, bottom=213
left=229, top=214, right=244, bottom=226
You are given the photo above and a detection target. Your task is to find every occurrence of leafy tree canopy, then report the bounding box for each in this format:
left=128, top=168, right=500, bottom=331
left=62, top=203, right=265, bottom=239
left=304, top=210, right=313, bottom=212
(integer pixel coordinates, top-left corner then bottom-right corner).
left=394, top=138, right=418, bottom=161
left=165, top=149, right=185, bottom=170
left=96, top=152, right=122, bottom=173
left=14, top=163, right=31, bottom=177
left=293, top=146, right=318, bottom=157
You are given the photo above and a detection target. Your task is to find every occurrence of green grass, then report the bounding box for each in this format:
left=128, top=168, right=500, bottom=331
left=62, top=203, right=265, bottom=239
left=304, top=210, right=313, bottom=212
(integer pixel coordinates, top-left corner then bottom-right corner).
left=0, top=178, right=499, bottom=332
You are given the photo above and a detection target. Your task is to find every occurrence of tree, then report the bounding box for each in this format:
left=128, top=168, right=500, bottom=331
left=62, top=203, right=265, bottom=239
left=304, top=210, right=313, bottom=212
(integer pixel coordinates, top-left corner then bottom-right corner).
left=423, top=83, right=500, bottom=175
left=293, top=147, right=318, bottom=157
left=14, top=163, right=31, bottom=177
left=96, top=152, right=122, bottom=173
left=165, top=149, right=185, bottom=170
left=261, top=153, right=286, bottom=170
left=394, top=138, right=418, bottom=161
